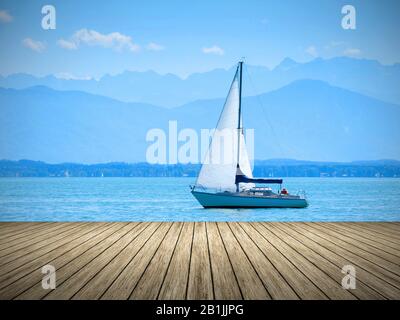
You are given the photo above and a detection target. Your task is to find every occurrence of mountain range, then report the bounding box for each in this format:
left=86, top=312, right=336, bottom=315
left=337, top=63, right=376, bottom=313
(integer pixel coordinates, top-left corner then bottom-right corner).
left=1, top=57, right=399, bottom=107
left=1, top=79, right=399, bottom=163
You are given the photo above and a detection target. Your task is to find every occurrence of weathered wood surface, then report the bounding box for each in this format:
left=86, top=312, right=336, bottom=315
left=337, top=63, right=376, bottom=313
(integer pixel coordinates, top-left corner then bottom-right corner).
left=0, top=222, right=399, bottom=300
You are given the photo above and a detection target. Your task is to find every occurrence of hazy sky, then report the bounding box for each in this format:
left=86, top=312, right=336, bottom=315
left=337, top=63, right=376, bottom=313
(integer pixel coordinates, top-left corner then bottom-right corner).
left=0, top=0, right=399, bottom=78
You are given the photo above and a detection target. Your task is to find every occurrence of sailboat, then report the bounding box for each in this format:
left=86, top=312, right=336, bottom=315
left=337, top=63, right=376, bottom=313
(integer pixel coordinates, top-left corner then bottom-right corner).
left=191, top=61, right=308, bottom=208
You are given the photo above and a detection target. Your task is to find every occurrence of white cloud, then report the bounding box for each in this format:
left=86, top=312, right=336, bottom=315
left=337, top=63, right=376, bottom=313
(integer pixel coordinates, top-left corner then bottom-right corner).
left=57, top=29, right=140, bottom=52
left=146, top=42, right=165, bottom=51
left=343, top=48, right=361, bottom=56
left=22, top=38, right=46, bottom=53
left=57, top=39, right=78, bottom=50
left=0, top=10, right=12, bottom=23
left=55, top=72, right=92, bottom=80
left=305, top=45, right=318, bottom=57
left=202, top=45, right=224, bottom=56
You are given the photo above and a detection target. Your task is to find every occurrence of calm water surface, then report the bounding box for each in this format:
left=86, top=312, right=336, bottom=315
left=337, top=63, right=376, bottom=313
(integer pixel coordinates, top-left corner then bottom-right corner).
left=0, top=177, right=399, bottom=221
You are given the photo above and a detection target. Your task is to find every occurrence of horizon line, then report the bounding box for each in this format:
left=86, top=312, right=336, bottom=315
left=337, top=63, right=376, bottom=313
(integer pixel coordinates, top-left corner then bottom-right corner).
left=2, top=158, right=400, bottom=166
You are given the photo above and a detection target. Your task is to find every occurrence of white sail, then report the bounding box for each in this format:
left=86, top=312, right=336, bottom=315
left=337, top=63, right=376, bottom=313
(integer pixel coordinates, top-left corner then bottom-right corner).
left=238, top=131, right=255, bottom=190
left=196, top=69, right=240, bottom=191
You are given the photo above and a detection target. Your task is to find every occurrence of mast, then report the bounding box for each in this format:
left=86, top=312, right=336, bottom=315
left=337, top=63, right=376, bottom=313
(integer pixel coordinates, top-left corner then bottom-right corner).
left=236, top=61, right=243, bottom=192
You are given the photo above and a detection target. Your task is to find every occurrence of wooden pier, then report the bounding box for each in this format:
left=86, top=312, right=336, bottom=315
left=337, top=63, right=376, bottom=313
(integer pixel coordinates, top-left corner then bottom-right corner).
left=0, top=222, right=399, bottom=300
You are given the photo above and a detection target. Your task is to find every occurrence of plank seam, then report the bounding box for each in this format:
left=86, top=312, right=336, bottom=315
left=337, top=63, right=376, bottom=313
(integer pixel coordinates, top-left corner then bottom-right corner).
left=251, top=222, right=329, bottom=300
left=184, top=222, right=195, bottom=300
left=303, top=222, right=400, bottom=279
left=156, top=223, right=185, bottom=300
left=281, top=223, right=388, bottom=300
left=97, top=222, right=162, bottom=300
left=127, top=223, right=174, bottom=300
left=69, top=223, right=148, bottom=300
left=16, top=222, right=131, bottom=300
left=226, top=222, right=272, bottom=299
left=236, top=222, right=300, bottom=300
left=293, top=223, right=400, bottom=293
left=0, top=222, right=113, bottom=292
left=215, top=222, right=244, bottom=300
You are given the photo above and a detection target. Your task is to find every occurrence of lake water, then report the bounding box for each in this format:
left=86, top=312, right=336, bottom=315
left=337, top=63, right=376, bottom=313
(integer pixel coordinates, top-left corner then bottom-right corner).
left=0, top=177, right=399, bottom=222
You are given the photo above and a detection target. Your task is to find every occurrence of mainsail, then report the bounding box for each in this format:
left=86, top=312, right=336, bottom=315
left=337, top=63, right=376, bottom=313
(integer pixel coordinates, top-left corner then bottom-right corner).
left=196, top=64, right=254, bottom=191
left=238, top=131, right=255, bottom=189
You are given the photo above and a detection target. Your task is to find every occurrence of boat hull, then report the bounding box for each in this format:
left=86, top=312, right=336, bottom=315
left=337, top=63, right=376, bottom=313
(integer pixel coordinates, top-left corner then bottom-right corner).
left=192, top=190, right=308, bottom=208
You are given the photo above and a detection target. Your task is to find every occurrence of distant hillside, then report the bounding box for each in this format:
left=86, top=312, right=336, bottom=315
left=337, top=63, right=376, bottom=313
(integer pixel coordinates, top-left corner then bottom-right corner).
left=1, top=159, right=399, bottom=178
left=1, top=80, right=399, bottom=163
left=1, top=57, right=399, bottom=107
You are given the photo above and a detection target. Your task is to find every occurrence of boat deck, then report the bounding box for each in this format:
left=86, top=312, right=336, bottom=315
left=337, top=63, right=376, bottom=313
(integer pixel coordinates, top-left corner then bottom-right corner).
left=0, top=222, right=399, bottom=300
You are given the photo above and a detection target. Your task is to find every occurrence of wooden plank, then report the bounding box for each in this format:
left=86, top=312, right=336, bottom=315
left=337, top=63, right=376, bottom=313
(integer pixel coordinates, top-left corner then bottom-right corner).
left=319, top=223, right=400, bottom=260
left=72, top=223, right=159, bottom=300
left=333, top=223, right=400, bottom=251
left=206, top=222, right=241, bottom=300
left=158, top=223, right=194, bottom=300
left=0, top=222, right=21, bottom=230
left=349, top=223, right=400, bottom=243
left=229, top=222, right=298, bottom=300
left=367, top=222, right=400, bottom=234
left=217, top=222, right=270, bottom=300
left=0, top=223, right=112, bottom=280
left=186, top=222, right=214, bottom=300
left=293, top=223, right=400, bottom=292
left=0, top=223, right=114, bottom=299
left=259, top=223, right=355, bottom=300
left=280, top=223, right=396, bottom=299
left=129, top=223, right=183, bottom=299
left=0, top=222, right=64, bottom=244
left=100, top=223, right=172, bottom=300
left=0, top=222, right=107, bottom=286
left=304, top=223, right=400, bottom=278
left=0, top=222, right=49, bottom=234
left=270, top=223, right=382, bottom=300
left=0, top=223, right=72, bottom=250
left=0, top=223, right=88, bottom=267
left=375, top=223, right=400, bottom=234
left=0, top=223, right=46, bottom=236
left=359, top=223, right=400, bottom=239
left=0, top=223, right=81, bottom=257
left=43, top=223, right=142, bottom=300
left=14, top=223, right=132, bottom=300
left=240, top=222, right=326, bottom=299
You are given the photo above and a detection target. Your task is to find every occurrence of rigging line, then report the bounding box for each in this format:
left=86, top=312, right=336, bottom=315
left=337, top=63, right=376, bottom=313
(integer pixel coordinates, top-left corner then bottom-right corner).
left=243, top=65, right=284, bottom=154
left=243, top=64, right=289, bottom=178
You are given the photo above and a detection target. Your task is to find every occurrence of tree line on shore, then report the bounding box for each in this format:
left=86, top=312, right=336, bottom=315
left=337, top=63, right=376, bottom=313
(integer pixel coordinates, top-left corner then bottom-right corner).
left=0, top=159, right=399, bottom=178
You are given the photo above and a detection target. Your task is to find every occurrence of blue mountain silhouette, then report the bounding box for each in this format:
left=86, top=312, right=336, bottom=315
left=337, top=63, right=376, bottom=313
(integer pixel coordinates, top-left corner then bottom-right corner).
left=0, top=79, right=399, bottom=163
left=0, top=57, right=399, bottom=107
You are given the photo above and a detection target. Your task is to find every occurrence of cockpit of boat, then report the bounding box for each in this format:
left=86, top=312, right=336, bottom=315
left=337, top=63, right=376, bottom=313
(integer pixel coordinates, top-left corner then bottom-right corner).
left=246, top=187, right=275, bottom=196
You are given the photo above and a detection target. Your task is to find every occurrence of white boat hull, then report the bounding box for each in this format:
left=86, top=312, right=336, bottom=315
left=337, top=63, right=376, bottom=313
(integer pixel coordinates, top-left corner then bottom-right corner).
left=192, top=190, right=308, bottom=208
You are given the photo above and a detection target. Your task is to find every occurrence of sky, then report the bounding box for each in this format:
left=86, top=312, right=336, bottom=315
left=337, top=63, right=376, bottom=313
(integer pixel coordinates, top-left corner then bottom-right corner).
left=0, top=0, right=399, bottom=78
